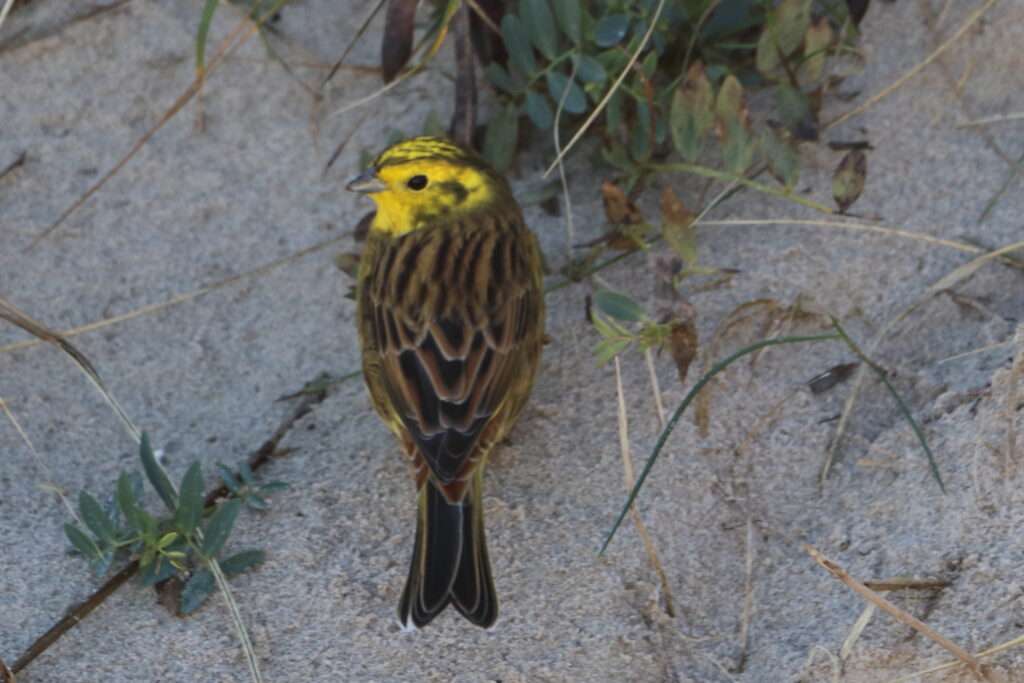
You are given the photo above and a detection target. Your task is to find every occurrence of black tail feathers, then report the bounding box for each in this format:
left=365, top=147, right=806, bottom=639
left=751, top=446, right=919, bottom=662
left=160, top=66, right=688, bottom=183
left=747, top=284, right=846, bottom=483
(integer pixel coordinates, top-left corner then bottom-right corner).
left=398, top=479, right=497, bottom=629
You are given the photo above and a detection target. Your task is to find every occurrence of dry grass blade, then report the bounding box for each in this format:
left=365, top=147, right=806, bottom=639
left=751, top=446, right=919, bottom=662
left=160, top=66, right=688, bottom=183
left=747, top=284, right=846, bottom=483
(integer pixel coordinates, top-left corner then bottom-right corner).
left=0, top=0, right=14, bottom=32
left=543, top=0, right=666, bottom=176
left=613, top=357, right=676, bottom=617
left=957, top=112, right=1024, bottom=128
left=840, top=604, right=876, bottom=661
left=699, top=218, right=989, bottom=255
left=890, top=632, right=1024, bottom=682
left=330, top=0, right=460, bottom=119
left=824, top=0, right=999, bottom=131
left=0, top=398, right=79, bottom=521
left=27, top=0, right=291, bottom=249
left=0, top=297, right=139, bottom=441
left=320, top=0, right=385, bottom=90
left=806, top=545, right=989, bottom=681
left=0, top=235, right=346, bottom=356
left=737, top=516, right=756, bottom=671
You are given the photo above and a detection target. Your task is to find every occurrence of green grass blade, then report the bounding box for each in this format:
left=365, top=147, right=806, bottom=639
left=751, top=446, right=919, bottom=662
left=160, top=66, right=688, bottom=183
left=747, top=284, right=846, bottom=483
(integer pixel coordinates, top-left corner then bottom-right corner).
left=829, top=319, right=944, bottom=492
left=196, top=0, right=220, bottom=74
left=600, top=333, right=841, bottom=554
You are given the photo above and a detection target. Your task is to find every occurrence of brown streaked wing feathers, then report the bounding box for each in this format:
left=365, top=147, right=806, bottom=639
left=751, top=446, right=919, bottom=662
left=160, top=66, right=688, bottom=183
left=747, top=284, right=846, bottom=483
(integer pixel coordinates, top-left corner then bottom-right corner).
left=359, top=211, right=541, bottom=500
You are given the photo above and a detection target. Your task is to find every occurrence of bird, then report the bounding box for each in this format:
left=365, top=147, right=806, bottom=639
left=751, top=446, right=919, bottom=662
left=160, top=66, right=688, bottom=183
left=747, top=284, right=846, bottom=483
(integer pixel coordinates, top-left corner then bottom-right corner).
left=347, top=136, right=545, bottom=628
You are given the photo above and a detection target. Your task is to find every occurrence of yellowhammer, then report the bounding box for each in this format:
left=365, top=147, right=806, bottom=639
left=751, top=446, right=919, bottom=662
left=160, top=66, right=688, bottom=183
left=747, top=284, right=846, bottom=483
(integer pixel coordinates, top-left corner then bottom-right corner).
left=347, top=137, right=545, bottom=628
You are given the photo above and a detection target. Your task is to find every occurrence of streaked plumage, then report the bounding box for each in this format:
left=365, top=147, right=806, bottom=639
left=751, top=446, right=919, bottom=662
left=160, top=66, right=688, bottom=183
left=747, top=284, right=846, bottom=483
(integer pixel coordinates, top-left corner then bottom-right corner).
left=348, top=136, right=544, bottom=628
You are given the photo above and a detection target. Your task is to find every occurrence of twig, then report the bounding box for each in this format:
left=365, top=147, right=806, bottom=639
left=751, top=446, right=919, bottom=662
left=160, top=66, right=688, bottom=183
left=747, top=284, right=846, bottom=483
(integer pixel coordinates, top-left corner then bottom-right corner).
left=320, top=0, right=385, bottom=90
left=543, top=0, right=666, bottom=176
left=613, top=357, right=676, bottom=618
left=823, top=0, right=1000, bottom=131
left=806, top=545, right=989, bottom=681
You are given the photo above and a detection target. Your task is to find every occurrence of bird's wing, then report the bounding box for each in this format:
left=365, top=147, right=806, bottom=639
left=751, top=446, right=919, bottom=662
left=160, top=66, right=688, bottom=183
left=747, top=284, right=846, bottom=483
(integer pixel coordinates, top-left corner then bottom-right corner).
left=361, top=216, right=542, bottom=499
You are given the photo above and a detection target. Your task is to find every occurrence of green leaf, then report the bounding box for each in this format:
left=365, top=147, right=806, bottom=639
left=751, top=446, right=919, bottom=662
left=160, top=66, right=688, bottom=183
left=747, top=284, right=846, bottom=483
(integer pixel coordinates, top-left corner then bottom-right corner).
left=238, top=462, right=256, bottom=487
left=761, top=126, right=800, bottom=189
left=201, top=499, right=241, bottom=559
left=521, top=0, right=558, bottom=60
left=630, top=99, right=652, bottom=162
left=756, top=0, right=812, bottom=76
left=180, top=569, right=215, bottom=614
left=219, top=549, right=266, bottom=576
left=116, top=472, right=143, bottom=531
left=595, top=337, right=632, bottom=365
left=594, top=290, right=646, bottom=322
left=594, top=14, right=630, bottom=48
left=139, top=433, right=177, bottom=512
left=775, top=84, right=812, bottom=134
left=483, top=103, right=519, bottom=173
left=139, top=554, right=178, bottom=586
left=484, top=62, right=517, bottom=94
left=553, top=1, right=581, bottom=44
left=573, top=54, right=606, bottom=84
left=156, top=532, right=179, bottom=550
left=774, top=0, right=813, bottom=57
left=175, top=462, right=205, bottom=536
left=545, top=71, right=586, bottom=114
left=670, top=62, right=714, bottom=162
left=501, top=14, right=537, bottom=76
left=64, top=523, right=100, bottom=558
left=716, top=75, right=754, bottom=174
left=195, top=0, right=220, bottom=73
left=216, top=463, right=240, bottom=494
left=524, top=90, right=554, bottom=130
left=606, top=88, right=624, bottom=132
left=79, top=491, right=115, bottom=542
left=801, top=17, right=833, bottom=82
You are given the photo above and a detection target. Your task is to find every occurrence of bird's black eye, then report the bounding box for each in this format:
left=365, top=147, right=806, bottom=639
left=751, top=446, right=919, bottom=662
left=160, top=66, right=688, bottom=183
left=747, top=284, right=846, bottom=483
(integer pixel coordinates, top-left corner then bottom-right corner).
left=406, top=175, right=428, bottom=191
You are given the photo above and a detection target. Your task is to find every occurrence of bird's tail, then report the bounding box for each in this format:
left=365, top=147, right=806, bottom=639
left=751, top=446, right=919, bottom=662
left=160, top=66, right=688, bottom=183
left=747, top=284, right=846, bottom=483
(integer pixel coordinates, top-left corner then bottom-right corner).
left=398, top=468, right=497, bottom=629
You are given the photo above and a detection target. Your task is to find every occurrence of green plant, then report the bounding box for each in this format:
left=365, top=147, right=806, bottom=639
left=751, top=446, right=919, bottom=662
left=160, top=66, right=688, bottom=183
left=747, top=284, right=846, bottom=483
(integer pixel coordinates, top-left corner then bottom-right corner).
left=63, top=434, right=285, bottom=614
left=481, top=0, right=859, bottom=187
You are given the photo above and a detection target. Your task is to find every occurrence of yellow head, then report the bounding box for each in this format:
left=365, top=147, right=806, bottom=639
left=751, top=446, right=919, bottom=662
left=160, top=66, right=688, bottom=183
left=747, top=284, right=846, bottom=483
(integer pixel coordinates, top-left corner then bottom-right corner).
left=346, top=137, right=510, bottom=236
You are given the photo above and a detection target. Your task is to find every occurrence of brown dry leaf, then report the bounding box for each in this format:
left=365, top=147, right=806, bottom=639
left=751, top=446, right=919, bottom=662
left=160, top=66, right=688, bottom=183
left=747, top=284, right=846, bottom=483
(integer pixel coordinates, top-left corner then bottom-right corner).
left=1, top=655, right=13, bottom=683
left=808, top=361, right=860, bottom=394
left=832, top=149, right=867, bottom=213
left=652, top=253, right=699, bottom=386
left=667, top=314, right=699, bottom=385
left=381, top=0, right=418, bottom=82
left=660, top=187, right=697, bottom=267
left=601, top=180, right=643, bottom=225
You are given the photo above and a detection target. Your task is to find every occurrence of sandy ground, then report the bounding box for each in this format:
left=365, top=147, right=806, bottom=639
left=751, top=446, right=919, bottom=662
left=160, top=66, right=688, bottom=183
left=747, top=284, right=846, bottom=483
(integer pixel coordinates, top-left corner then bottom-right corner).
left=1, top=1, right=1023, bottom=681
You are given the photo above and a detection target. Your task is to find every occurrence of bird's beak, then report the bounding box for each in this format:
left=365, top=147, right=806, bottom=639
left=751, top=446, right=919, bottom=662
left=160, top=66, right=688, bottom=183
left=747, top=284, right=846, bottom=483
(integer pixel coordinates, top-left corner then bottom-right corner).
left=346, top=168, right=387, bottom=193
